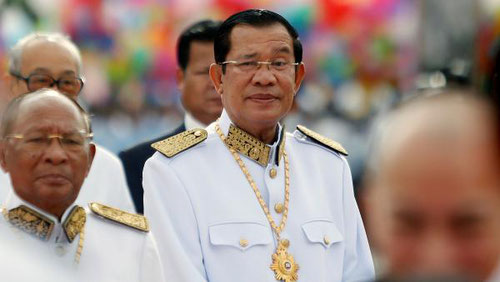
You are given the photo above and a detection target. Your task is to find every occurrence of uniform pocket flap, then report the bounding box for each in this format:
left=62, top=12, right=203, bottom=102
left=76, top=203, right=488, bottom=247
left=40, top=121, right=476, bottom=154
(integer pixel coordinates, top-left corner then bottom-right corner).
left=209, top=221, right=273, bottom=251
left=302, top=219, right=343, bottom=248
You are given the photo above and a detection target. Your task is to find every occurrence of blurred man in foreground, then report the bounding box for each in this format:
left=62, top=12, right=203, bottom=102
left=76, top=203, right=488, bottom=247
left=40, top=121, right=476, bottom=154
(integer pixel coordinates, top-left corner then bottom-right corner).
left=119, top=19, right=222, bottom=213
left=0, top=89, right=163, bottom=281
left=1, top=32, right=134, bottom=211
left=364, top=92, right=500, bottom=281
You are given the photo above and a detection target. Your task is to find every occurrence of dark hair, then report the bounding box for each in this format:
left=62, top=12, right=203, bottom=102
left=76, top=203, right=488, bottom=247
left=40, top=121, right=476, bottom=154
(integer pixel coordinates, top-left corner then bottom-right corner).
left=214, top=9, right=303, bottom=67
left=177, top=19, right=222, bottom=70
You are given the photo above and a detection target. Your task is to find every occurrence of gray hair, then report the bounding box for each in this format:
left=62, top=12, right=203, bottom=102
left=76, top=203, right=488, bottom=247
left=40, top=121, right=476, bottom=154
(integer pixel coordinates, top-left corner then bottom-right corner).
left=0, top=89, right=92, bottom=139
left=8, top=32, right=83, bottom=76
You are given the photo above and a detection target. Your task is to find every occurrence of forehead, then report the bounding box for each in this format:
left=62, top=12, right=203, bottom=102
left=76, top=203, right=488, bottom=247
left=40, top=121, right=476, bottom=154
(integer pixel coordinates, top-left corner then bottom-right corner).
left=187, top=41, right=214, bottom=66
left=228, top=23, right=294, bottom=57
left=20, top=40, right=78, bottom=74
left=12, top=97, right=85, bottom=132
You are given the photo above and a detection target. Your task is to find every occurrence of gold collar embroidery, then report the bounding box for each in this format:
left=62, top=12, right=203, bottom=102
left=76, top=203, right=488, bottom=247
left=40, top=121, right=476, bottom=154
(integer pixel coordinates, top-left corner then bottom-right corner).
left=224, top=124, right=285, bottom=167
left=5, top=205, right=86, bottom=242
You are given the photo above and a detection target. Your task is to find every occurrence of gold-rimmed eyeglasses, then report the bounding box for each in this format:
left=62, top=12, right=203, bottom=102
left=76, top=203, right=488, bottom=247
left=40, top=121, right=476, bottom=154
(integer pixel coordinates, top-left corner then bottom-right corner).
left=4, top=130, right=93, bottom=153
left=218, top=60, right=300, bottom=73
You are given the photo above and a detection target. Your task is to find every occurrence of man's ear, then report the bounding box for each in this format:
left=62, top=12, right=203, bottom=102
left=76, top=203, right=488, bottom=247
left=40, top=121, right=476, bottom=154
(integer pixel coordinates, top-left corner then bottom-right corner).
left=209, top=63, right=223, bottom=95
left=175, top=68, right=185, bottom=92
left=85, top=143, right=96, bottom=177
left=0, top=141, right=8, bottom=173
left=293, top=63, right=306, bottom=96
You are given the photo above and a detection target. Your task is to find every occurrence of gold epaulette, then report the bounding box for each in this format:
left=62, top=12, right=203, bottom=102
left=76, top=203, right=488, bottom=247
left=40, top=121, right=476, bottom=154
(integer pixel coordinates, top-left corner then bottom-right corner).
left=296, top=125, right=348, bottom=156
left=89, top=203, right=149, bottom=232
left=151, top=128, right=207, bottom=158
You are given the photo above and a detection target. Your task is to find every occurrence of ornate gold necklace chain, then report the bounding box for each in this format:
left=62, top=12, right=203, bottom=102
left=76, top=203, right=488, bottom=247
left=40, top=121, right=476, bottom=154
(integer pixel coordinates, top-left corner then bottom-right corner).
left=216, top=123, right=299, bottom=282
left=215, top=123, right=289, bottom=235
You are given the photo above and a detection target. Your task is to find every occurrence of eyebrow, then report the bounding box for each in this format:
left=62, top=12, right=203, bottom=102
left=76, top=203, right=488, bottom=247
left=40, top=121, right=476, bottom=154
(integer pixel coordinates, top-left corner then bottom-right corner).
left=272, top=46, right=292, bottom=56
left=29, top=68, right=77, bottom=76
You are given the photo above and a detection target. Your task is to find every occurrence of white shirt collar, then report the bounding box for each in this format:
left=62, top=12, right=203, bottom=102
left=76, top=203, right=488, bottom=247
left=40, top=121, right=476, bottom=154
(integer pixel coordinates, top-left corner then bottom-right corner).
left=184, top=112, right=207, bottom=130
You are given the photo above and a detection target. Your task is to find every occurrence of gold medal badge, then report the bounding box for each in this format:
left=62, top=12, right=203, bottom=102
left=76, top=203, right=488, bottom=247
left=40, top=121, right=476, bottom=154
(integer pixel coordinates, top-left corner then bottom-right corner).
left=270, top=240, right=299, bottom=282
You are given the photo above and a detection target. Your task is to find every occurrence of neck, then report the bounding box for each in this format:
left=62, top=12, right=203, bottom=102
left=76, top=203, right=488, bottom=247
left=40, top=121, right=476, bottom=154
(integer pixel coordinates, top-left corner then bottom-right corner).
left=234, top=121, right=278, bottom=144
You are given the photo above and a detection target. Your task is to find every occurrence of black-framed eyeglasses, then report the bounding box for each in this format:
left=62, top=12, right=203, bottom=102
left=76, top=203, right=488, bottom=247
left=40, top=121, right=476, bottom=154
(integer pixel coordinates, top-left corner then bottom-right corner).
left=10, top=73, right=85, bottom=95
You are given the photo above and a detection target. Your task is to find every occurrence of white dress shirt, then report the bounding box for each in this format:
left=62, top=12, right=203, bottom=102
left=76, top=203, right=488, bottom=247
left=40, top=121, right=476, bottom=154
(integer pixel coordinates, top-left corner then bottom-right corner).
left=0, top=189, right=164, bottom=282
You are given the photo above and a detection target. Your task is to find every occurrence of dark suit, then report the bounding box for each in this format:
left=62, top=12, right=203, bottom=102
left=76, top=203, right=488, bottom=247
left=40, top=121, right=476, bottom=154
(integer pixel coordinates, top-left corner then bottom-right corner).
left=119, top=124, right=186, bottom=214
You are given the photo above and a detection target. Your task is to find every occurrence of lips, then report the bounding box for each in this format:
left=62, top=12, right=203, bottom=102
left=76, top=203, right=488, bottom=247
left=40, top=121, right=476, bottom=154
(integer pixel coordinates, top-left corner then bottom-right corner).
left=247, top=93, right=278, bottom=103
left=35, top=174, right=71, bottom=185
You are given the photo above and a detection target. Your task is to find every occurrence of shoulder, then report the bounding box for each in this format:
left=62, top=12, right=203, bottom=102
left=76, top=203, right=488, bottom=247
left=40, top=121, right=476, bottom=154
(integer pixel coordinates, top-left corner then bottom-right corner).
left=88, top=202, right=149, bottom=232
left=94, top=144, right=123, bottom=165
left=292, top=125, right=348, bottom=156
left=119, top=124, right=186, bottom=161
left=151, top=128, right=208, bottom=159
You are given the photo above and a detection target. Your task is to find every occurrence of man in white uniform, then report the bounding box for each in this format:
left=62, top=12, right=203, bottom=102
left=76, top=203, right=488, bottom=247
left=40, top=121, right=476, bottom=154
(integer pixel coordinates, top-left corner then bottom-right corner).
left=144, top=9, right=374, bottom=282
left=1, top=32, right=134, bottom=211
left=0, top=89, right=163, bottom=281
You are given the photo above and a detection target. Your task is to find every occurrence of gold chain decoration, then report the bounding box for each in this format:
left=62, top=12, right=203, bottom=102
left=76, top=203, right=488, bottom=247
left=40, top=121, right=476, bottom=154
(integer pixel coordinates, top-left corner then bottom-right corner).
left=75, top=225, right=85, bottom=263
left=215, top=123, right=299, bottom=282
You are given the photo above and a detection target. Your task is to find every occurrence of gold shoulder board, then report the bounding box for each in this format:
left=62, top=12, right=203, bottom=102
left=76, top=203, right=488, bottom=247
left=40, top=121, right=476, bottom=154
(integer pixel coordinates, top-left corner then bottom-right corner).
left=151, top=128, right=208, bottom=158
left=296, top=125, right=348, bottom=156
left=89, top=203, right=149, bottom=232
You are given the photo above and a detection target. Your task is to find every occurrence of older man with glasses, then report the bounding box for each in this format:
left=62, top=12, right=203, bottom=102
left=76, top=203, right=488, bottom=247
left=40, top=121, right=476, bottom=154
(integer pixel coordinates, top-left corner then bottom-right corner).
left=143, top=9, right=374, bottom=282
left=0, top=32, right=134, bottom=212
left=0, top=89, right=163, bottom=281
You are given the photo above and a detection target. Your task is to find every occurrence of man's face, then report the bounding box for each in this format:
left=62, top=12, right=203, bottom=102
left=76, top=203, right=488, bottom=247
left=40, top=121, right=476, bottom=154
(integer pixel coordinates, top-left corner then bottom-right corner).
left=9, top=40, right=80, bottom=100
left=178, top=41, right=222, bottom=125
left=367, top=127, right=500, bottom=281
left=0, top=98, right=95, bottom=216
left=210, top=23, right=305, bottom=131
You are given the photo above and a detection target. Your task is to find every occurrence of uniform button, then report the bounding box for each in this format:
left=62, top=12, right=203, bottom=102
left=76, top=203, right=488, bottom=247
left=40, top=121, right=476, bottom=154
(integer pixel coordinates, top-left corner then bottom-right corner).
left=269, top=168, right=277, bottom=178
left=323, top=236, right=330, bottom=245
left=281, top=238, right=290, bottom=248
left=239, top=238, right=248, bottom=248
left=194, top=130, right=202, bottom=137
left=274, top=203, right=284, bottom=213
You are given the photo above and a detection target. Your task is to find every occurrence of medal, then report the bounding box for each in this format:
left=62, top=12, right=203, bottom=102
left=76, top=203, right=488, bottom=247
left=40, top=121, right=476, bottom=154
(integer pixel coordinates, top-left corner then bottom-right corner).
left=271, top=240, right=299, bottom=282
left=216, top=123, right=299, bottom=281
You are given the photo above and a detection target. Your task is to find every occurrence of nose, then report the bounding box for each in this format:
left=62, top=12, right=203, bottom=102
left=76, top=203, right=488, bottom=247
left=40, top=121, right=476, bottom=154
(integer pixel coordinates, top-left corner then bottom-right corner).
left=417, top=233, right=458, bottom=276
left=42, top=138, right=69, bottom=165
left=251, top=64, right=277, bottom=86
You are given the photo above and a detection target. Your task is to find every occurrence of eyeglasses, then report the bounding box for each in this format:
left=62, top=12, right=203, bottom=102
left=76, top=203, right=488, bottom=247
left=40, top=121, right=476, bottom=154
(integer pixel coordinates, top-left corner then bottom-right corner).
left=10, top=73, right=84, bottom=95
left=218, top=60, right=300, bottom=73
left=4, top=131, right=93, bottom=153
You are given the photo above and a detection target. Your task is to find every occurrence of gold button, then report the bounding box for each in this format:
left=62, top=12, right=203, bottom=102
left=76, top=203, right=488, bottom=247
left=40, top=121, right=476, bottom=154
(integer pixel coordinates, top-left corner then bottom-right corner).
left=274, top=203, right=284, bottom=213
left=269, top=168, right=277, bottom=178
left=194, top=130, right=202, bottom=137
left=323, top=236, right=330, bottom=245
left=281, top=239, right=290, bottom=248
left=239, top=238, right=248, bottom=248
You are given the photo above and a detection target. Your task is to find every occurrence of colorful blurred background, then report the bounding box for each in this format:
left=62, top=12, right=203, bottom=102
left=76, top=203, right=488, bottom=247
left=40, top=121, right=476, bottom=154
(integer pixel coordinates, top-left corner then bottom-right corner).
left=1, top=0, right=499, bottom=185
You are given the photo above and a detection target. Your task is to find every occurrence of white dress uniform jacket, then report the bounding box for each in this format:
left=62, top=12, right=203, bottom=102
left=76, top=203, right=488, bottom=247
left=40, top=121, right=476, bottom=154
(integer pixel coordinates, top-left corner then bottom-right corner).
left=143, top=110, right=375, bottom=282
left=0, top=145, right=135, bottom=212
left=0, top=190, right=164, bottom=282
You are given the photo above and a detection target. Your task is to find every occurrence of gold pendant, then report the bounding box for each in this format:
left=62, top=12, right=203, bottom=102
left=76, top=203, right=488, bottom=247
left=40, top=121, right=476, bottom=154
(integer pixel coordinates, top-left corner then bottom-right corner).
left=270, top=240, right=299, bottom=282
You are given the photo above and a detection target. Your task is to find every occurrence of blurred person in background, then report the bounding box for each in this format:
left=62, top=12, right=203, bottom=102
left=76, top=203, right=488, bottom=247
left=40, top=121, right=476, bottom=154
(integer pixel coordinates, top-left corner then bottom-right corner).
left=0, top=89, right=163, bottom=281
left=119, top=19, right=222, bottom=214
left=1, top=32, right=135, bottom=212
left=363, top=91, right=500, bottom=281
